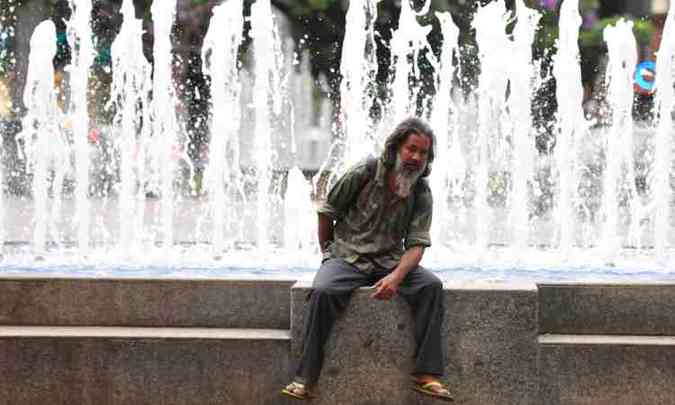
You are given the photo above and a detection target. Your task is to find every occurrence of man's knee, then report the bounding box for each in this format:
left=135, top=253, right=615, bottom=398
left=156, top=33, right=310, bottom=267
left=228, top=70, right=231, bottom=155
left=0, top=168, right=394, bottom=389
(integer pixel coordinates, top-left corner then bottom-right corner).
left=311, top=259, right=360, bottom=296
left=418, top=267, right=443, bottom=290
left=311, top=283, right=338, bottom=296
left=423, top=273, right=445, bottom=316
left=311, top=278, right=349, bottom=297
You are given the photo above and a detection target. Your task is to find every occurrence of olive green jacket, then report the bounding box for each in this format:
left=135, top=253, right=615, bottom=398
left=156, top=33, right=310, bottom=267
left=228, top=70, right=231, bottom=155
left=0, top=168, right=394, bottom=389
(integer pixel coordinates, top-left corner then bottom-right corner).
left=318, top=157, right=433, bottom=273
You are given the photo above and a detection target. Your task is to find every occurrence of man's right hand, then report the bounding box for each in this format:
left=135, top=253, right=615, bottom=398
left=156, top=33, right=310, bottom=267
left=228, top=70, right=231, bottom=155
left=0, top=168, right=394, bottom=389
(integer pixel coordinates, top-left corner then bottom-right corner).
left=370, top=272, right=403, bottom=300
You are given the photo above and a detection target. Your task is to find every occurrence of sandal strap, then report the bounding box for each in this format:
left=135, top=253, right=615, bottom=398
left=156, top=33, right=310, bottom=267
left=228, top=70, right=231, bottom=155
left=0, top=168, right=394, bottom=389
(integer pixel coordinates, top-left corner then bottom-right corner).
left=419, top=380, right=450, bottom=394
left=286, top=382, right=306, bottom=390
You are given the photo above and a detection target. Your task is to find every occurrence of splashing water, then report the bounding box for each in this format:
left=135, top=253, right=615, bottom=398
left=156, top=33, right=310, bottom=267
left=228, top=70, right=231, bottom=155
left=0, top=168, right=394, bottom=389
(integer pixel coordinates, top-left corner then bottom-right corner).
left=652, top=5, right=675, bottom=259
left=110, top=0, right=152, bottom=257
left=508, top=0, right=541, bottom=255
left=552, top=0, right=586, bottom=256
left=429, top=11, right=461, bottom=254
left=17, top=20, right=61, bottom=255
left=388, top=0, right=435, bottom=123
left=201, top=0, right=245, bottom=255
left=473, top=1, right=512, bottom=253
left=600, top=20, right=639, bottom=259
left=338, top=0, right=379, bottom=169
left=5, top=0, right=675, bottom=277
left=249, top=0, right=286, bottom=251
left=66, top=0, right=95, bottom=255
left=151, top=0, right=180, bottom=253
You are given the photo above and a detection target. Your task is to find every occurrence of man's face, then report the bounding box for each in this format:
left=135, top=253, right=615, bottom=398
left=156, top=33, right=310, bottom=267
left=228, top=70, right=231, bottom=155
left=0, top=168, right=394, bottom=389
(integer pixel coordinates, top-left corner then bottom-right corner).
left=397, top=132, right=431, bottom=175
left=391, top=132, right=431, bottom=198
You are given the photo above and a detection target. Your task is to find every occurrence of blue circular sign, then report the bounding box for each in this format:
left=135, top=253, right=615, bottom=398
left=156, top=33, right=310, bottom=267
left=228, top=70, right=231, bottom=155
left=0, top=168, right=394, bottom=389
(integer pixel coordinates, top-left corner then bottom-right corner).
left=635, top=60, right=656, bottom=93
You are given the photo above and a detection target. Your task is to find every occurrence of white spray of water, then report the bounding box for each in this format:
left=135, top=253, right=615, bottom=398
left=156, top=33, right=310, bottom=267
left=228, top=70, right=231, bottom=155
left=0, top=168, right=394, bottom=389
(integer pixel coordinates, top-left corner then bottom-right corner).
left=110, top=0, right=152, bottom=256
left=652, top=4, right=675, bottom=258
left=283, top=51, right=314, bottom=251
left=201, top=0, right=244, bottom=254
left=339, top=0, right=379, bottom=168
left=388, top=0, right=434, bottom=123
left=509, top=0, right=541, bottom=253
left=250, top=0, right=284, bottom=250
left=291, top=51, right=312, bottom=142
left=18, top=21, right=59, bottom=254
left=430, top=11, right=461, bottom=251
left=0, top=18, right=5, bottom=247
left=67, top=0, right=94, bottom=254
left=553, top=0, right=586, bottom=254
left=600, top=19, right=638, bottom=259
left=11, top=0, right=675, bottom=267
left=283, top=166, right=314, bottom=250
left=151, top=0, right=179, bottom=250
left=473, top=1, right=511, bottom=252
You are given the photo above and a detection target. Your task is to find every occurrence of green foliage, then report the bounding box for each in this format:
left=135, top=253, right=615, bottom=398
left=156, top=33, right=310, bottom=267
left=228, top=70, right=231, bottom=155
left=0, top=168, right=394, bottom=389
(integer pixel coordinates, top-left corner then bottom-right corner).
left=289, top=0, right=337, bottom=16
left=633, top=18, right=657, bottom=45
left=532, top=9, right=655, bottom=56
left=533, top=9, right=558, bottom=54
left=579, top=16, right=655, bottom=48
left=580, top=0, right=600, bottom=13
left=308, top=0, right=335, bottom=10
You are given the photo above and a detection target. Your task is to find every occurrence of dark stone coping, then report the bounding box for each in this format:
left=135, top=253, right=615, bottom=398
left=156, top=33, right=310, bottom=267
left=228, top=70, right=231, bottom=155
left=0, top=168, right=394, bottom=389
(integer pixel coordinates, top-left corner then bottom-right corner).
left=0, top=277, right=296, bottom=329
left=291, top=278, right=538, bottom=290
left=0, top=275, right=298, bottom=282
left=538, top=283, right=675, bottom=335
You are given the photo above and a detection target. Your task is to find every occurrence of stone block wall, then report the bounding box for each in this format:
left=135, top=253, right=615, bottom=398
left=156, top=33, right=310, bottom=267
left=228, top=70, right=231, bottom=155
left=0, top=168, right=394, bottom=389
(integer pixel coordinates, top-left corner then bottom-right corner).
left=1, top=277, right=674, bottom=404
left=290, top=280, right=539, bottom=405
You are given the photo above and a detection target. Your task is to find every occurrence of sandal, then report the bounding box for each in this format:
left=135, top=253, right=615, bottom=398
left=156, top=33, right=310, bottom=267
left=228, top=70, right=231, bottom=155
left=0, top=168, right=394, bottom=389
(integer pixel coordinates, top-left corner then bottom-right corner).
left=281, top=381, right=311, bottom=400
left=413, top=379, right=453, bottom=402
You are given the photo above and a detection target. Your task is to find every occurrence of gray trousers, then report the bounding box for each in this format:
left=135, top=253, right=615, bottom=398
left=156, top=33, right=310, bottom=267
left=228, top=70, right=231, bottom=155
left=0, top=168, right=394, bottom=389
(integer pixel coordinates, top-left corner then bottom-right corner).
left=295, top=258, right=445, bottom=384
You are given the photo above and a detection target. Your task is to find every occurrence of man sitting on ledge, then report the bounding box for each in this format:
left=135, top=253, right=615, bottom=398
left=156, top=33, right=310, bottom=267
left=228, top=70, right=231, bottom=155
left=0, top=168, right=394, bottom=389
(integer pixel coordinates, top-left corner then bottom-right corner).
left=281, top=117, right=452, bottom=402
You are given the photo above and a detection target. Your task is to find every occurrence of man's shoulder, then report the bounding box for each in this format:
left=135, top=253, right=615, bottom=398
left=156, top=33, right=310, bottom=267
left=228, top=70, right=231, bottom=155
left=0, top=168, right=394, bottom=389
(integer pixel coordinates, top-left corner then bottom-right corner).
left=415, top=177, right=431, bottom=194
left=345, top=156, right=378, bottom=177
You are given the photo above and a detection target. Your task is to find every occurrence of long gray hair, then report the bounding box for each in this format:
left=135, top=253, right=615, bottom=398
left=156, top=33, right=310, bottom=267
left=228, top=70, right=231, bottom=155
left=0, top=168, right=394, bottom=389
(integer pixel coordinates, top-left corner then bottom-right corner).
left=381, top=117, right=436, bottom=178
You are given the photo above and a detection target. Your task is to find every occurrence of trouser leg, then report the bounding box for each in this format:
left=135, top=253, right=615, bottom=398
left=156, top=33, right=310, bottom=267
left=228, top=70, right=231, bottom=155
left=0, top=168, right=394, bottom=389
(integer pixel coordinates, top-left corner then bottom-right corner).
left=397, top=266, right=445, bottom=376
left=295, top=258, right=369, bottom=384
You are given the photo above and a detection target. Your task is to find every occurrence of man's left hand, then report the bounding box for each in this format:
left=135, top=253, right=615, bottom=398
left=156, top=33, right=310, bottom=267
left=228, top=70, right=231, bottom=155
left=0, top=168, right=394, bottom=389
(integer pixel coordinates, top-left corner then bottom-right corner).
left=370, top=272, right=403, bottom=300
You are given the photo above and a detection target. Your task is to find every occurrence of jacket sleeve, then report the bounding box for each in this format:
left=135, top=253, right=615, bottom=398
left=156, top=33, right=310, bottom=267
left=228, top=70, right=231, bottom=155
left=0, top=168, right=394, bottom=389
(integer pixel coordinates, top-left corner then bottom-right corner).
left=405, top=182, right=432, bottom=249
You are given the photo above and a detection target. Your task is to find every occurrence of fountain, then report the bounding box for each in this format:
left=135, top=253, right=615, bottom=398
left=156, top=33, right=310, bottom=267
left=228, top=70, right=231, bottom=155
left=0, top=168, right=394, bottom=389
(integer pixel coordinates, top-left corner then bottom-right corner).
left=110, top=0, right=152, bottom=257
left=5, top=4, right=675, bottom=405
left=0, top=0, right=674, bottom=282
left=16, top=19, right=62, bottom=256
left=201, top=0, right=244, bottom=255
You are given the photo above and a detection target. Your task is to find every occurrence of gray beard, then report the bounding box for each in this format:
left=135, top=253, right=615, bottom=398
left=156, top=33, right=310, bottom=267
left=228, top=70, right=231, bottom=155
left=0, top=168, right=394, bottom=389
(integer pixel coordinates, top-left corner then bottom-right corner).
left=393, top=157, right=424, bottom=198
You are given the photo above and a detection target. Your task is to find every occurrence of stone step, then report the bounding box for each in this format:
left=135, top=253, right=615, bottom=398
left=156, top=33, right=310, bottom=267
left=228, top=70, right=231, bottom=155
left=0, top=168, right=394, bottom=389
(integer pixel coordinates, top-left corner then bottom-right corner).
left=0, top=326, right=292, bottom=405
left=538, top=334, right=675, bottom=405
left=539, top=334, right=675, bottom=346
left=538, top=283, right=675, bottom=335
left=0, top=277, right=294, bottom=328
left=290, top=280, right=539, bottom=405
left=0, top=325, right=291, bottom=340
